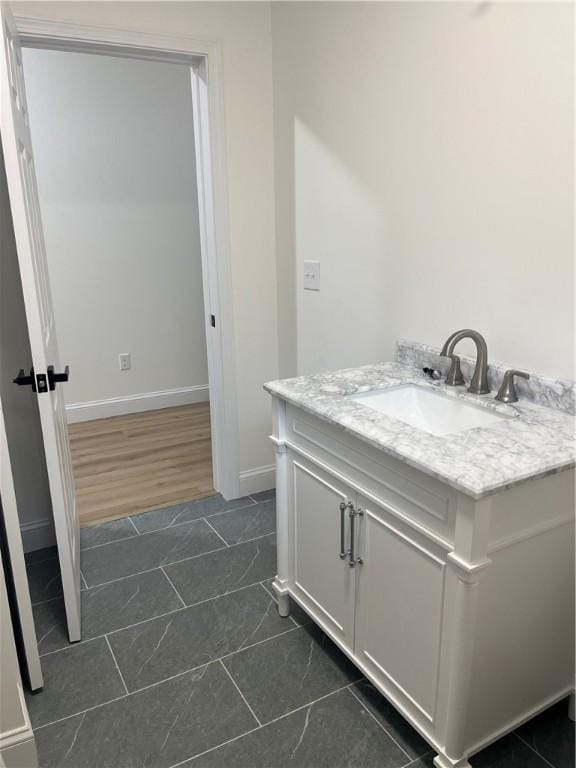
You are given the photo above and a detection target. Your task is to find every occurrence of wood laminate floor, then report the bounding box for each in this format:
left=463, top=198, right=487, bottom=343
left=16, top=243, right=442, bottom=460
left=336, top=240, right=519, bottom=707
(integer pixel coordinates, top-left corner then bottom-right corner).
left=68, top=403, right=215, bottom=526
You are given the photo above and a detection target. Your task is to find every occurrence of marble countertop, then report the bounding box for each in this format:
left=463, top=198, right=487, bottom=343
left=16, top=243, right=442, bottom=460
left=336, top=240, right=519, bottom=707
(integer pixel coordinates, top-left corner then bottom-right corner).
left=264, top=362, right=575, bottom=499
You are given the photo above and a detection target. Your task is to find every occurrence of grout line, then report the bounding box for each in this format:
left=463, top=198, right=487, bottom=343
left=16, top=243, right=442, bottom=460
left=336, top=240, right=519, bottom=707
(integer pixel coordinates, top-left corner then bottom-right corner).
left=24, top=553, right=58, bottom=567
left=79, top=516, right=212, bottom=552
left=513, top=732, right=557, bottom=768
left=227, top=529, right=277, bottom=547
left=31, top=593, right=64, bottom=608
left=259, top=580, right=275, bottom=600
left=259, top=581, right=300, bottom=628
left=247, top=493, right=275, bottom=504
left=203, top=517, right=230, bottom=548
left=105, top=635, right=129, bottom=696
left=36, top=625, right=306, bottom=731
left=203, top=500, right=257, bottom=523
left=160, top=566, right=187, bottom=609
left=80, top=532, right=275, bottom=590
left=122, top=627, right=301, bottom=699
left=398, top=751, right=435, bottom=768
left=80, top=531, right=141, bottom=552
left=80, top=570, right=88, bottom=590
left=168, top=682, right=357, bottom=768
left=348, top=684, right=411, bottom=761
left=38, top=581, right=294, bottom=658
left=32, top=691, right=130, bottom=732
left=80, top=500, right=258, bottom=550
left=35, top=635, right=355, bottom=749
left=128, top=517, right=141, bottom=536
left=220, top=623, right=302, bottom=662
left=169, top=723, right=263, bottom=767
left=219, top=659, right=263, bottom=727
left=80, top=545, right=229, bottom=588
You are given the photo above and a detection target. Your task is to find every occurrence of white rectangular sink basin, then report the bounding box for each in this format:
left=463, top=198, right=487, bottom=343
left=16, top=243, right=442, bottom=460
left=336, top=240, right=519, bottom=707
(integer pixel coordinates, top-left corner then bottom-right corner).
left=348, top=385, right=510, bottom=436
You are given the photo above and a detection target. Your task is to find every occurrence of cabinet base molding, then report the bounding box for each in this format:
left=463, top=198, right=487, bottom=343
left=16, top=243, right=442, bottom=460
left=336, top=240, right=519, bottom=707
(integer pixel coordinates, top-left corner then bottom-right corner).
left=271, top=577, right=291, bottom=617
left=433, top=755, right=471, bottom=768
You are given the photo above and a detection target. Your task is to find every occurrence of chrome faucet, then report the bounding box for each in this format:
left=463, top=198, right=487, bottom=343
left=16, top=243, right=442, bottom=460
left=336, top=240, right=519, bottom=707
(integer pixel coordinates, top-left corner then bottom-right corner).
left=440, top=329, right=490, bottom=395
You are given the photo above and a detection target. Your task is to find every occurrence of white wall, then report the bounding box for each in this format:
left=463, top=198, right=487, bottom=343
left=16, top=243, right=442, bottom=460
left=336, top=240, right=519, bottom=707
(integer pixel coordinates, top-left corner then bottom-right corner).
left=272, top=1, right=574, bottom=380
left=16, top=1, right=278, bottom=477
left=23, top=49, right=209, bottom=411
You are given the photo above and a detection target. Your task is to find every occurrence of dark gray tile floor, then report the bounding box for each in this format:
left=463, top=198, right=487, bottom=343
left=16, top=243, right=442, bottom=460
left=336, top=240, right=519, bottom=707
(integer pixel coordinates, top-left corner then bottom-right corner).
left=26, top=492, right=575, bottom=768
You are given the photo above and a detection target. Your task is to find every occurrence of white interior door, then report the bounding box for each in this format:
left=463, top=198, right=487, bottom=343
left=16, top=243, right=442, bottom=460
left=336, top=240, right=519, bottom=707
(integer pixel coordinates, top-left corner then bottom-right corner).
left=0, top=5, right=80, bottom=642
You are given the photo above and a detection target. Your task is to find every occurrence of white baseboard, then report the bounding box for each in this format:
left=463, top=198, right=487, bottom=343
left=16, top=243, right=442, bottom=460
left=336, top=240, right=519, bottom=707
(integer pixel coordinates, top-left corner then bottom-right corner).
left=20, top=519, right=56, bottom=553
left=238, top=464, right=275, bottom=496
left=1, top=736, right=37, bottom=768
left=65, top=385, right=209, bottom=423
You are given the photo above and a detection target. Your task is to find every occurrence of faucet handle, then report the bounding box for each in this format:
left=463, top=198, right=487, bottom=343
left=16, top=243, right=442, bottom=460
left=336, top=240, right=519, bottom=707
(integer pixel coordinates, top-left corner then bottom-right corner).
left=495, top=369, right=530, bottom=404
left=445, top=354, right=465, bottom=387
left=422, top=367, right=442, bottom=380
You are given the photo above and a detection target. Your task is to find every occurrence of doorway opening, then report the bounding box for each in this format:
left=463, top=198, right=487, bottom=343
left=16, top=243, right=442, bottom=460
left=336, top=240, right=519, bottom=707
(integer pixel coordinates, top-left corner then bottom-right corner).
left=2, top=9, right=241, bottom=675
left=22, top=48, right=217, bottom=526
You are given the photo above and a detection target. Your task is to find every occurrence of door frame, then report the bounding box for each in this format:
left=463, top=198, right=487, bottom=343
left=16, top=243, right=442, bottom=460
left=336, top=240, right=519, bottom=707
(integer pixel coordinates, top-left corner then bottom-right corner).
left=11, top=12, right=241, bottom=500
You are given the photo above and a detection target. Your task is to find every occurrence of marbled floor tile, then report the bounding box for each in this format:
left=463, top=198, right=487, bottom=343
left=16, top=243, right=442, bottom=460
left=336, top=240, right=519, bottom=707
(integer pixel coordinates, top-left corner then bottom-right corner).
left=261, top=579, right=310, bottom=626
left=515, top=698, right=575, bottom=768
left=80, top=518, right=137, bottom=550
left=189, top=687, right=408, bottom=768
left=26, top=557, right=63, bottom=605
left=351, top=679, right=430, bottom=760
left=470, top=733, right=551, bottom=767
left=405, top=755, right=435, bottom=767
left=109, top=584, right=292, bottom=691
left=250, top=489, right=276, bottom=503
left=25, top=546, right=58, bottom=565
left=223, top=623, right=361, bottom=724
left=81, top=519, right=225, bottom=586
left=131, top=494, right=255, bottom=534
left=34, top=662, right=257, bottom=768
left=208, top=500, right=276, bottom=545
left=164, top=533, right=277, bottom=605
left=33, top=570, right=183, bottom=654
left=32, top=599, right=67, bottom=654
left=25, top=637, right=125, bottom=728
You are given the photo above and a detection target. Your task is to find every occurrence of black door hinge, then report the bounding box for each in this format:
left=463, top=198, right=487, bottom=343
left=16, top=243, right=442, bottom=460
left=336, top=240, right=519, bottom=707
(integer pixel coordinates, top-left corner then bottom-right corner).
left=210, top=314, right=216, bottom=328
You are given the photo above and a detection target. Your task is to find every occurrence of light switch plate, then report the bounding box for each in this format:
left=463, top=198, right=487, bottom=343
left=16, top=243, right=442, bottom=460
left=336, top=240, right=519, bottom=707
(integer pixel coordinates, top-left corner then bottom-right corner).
left=303, top=260, right=320, bottom=291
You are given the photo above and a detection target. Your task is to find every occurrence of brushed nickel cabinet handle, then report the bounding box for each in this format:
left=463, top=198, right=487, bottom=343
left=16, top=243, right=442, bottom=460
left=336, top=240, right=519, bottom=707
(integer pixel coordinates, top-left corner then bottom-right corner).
left=339, top=501, right=352, bottom=560
left=349, top=506, right=364, bottom=568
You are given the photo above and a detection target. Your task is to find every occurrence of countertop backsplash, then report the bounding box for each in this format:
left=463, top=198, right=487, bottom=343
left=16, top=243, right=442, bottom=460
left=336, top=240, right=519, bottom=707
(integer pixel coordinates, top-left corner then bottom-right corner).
left=396, top=339, right=575, bottom=415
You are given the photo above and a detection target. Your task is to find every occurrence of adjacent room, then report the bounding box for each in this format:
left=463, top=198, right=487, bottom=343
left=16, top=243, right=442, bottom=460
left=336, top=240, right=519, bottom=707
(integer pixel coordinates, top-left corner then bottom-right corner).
left=0, top=3, right=574, bottom=768
left=23, top=48, right=216, bottom=525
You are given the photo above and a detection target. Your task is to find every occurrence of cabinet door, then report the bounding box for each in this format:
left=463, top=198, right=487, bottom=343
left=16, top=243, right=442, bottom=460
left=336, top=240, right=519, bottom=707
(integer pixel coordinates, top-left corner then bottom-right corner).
left=355, top=494, right=446, bottom=722
left=290, top=455, right=356, bottom=651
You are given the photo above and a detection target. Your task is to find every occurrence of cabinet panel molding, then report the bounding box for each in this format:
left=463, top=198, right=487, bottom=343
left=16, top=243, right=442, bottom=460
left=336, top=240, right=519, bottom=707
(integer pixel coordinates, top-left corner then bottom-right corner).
left=291, top=457, right=356, bottom=650
left=355, top=501, right=446, bottom=721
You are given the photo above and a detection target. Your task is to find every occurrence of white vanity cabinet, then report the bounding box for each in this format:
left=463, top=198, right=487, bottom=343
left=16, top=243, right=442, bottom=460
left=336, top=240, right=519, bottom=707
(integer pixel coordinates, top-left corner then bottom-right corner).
left=354, top=492, right=446, bottom=722
left=290, top=457, right=356, bottom=652
left=270, top=396, right=575, bottom=768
